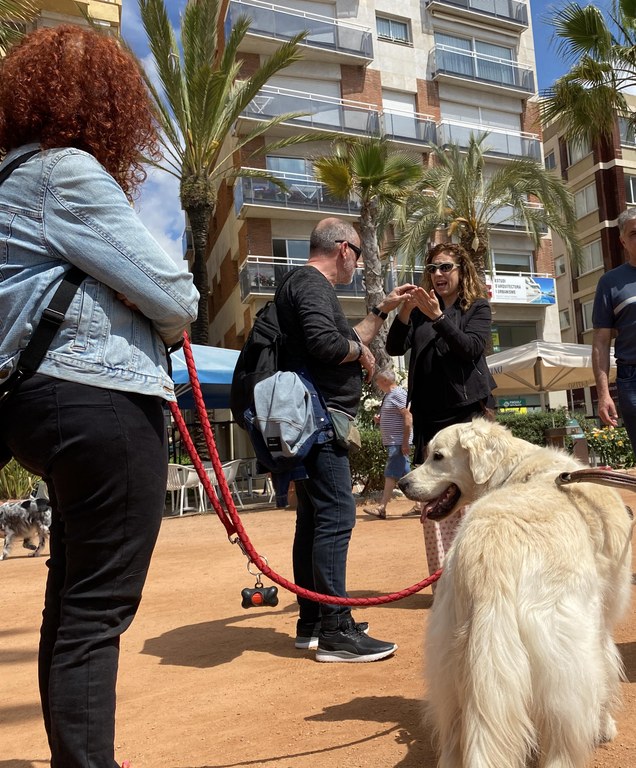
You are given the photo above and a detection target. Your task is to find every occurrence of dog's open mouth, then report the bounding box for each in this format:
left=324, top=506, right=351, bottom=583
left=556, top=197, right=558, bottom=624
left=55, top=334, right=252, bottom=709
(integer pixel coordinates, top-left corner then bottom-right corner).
left=423, top=483, right=461, bottom=521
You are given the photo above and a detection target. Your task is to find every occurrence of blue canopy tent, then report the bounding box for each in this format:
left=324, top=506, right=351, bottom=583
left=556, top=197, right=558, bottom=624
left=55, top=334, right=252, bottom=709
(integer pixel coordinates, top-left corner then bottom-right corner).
left=170, top=344, right=239, bottom=409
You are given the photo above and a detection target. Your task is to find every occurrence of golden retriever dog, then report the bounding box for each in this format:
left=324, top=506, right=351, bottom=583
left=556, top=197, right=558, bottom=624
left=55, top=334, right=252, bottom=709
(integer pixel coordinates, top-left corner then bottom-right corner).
left=398, top=418, right=633, bottom=768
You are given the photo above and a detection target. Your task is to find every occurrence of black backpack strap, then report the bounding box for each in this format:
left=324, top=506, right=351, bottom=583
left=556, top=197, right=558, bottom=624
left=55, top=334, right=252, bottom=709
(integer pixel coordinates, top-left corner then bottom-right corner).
left=16, top=267, right=86, bottom=376
left=0, top=149, right=86, bottom=400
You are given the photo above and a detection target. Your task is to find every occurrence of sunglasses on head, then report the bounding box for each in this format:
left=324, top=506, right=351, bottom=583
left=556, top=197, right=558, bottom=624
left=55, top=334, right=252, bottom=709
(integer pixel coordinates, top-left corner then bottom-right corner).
left=425, top=262, right=458, bottom=274
left=335, top=239, right=362, bottom=259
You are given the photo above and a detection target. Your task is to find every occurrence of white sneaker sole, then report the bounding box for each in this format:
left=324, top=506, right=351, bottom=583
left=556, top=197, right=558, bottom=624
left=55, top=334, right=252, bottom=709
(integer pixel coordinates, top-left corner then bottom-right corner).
left=294, top=636, right=319, bottom=650
left=315, top=644, right=397, bottom=663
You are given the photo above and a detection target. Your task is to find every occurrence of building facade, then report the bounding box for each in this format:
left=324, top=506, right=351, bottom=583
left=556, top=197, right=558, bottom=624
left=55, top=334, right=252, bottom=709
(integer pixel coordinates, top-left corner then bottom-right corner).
left=543, top=94, right=636, bottom=412
left=14, top=0, right=121, bottom=33
left=205, top=0, right=558, bottom=410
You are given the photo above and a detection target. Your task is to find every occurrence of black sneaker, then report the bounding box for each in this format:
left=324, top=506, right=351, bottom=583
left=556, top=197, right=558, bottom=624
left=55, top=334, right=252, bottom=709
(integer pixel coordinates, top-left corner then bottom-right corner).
left=316, top=620, right=396, bottom=663
left=295, top=620, right=369, bottom=650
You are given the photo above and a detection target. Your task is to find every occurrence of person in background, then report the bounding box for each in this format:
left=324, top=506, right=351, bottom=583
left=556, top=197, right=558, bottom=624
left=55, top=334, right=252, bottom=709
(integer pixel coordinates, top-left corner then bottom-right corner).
left=593, top=208, right=636, bottom=453
left=385, top=242, right=495, bottom=583
left=363, top=369, right=413, bottom=519
left=0, top=26, right=199, bottom=768
left=276, top=216, right=416, bottom=661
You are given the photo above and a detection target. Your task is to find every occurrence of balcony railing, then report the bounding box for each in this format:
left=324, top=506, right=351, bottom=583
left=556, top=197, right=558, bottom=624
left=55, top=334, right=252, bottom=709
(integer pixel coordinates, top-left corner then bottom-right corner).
left=227, top=0, right=373, bottom=60
left=241, top=85, right=381, bottom=136
left=426, top=0, right=528, bottom=26
left=431, top=45, right=535, bottom=94
left=491, top=202, right=547, bottom=233
left=437, top=119, right=540, bottom=160
left=239, top=255, right=367, bottom=301
left=235, top=169, right=362, bottom=216
left=382, top=110, right=437, bottom=145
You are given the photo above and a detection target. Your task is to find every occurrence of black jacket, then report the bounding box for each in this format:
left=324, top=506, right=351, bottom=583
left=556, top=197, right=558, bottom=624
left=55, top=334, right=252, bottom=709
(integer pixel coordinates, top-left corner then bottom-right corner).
left=385, top=298, right=495, bottom=413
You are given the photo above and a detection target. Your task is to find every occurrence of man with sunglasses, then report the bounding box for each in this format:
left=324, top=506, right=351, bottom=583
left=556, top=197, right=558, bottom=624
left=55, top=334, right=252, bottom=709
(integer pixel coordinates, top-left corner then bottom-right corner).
left=275, top=217, right=416, bottom=662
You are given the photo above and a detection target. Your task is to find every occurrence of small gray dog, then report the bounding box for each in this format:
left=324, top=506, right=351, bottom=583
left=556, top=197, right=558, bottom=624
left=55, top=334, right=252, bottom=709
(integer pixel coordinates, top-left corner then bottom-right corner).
left=0, top=497, right=52, bottom=560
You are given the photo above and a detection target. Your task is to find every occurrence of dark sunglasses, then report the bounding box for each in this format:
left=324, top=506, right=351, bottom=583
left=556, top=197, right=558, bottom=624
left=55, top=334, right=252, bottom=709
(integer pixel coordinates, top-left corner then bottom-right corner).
left=335, top=239, right=362, bottom=259
left=425, top=262, right=458, bottom=274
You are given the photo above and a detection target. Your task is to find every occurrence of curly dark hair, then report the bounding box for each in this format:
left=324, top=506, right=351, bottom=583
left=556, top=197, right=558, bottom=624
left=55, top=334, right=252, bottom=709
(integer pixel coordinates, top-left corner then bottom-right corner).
left=0, top=25, right=160, bottom=199
left=422, top=242, right=489, bottom=311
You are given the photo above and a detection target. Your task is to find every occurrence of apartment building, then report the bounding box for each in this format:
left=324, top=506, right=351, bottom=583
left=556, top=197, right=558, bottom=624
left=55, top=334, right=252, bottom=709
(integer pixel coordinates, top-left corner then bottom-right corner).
left=543, top=94, right=636, bottom=412
left=206, top=0, right=559, bottom=411
left=13, top=0, right=120, bottom=33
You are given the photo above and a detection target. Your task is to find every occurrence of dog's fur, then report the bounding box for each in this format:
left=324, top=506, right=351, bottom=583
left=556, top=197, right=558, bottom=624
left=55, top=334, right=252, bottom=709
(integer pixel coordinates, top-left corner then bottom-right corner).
left=0, top=498, right=51, bottom=560
left=398, top=418, right=633, bottom=768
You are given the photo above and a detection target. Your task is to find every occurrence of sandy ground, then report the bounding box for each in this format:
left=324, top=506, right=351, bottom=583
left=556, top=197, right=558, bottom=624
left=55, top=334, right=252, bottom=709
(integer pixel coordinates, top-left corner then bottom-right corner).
left=2, top=491, right=636, bottom=768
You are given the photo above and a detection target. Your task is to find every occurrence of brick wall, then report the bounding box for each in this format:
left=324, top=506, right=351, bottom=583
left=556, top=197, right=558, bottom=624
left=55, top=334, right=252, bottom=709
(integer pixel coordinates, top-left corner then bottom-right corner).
left=238, top=52, right=261, bottom=78
left=535, top=237, right=553, bottom=275
left=246, top=218, right=272, bottom=256
left=340, top=65, right=382, bottom=108
left=521, top=100, right=542, bottom=138
left=416, top=79, right=440, bottom=122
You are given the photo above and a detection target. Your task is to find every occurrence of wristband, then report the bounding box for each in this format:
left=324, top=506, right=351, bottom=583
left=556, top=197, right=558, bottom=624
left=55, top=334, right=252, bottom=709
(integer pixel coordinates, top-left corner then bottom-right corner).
left=432, top=313, right=445, bottom=324
left=371, top=306, right=388, bottom=320
left=355, top=341, right=363, bottom=360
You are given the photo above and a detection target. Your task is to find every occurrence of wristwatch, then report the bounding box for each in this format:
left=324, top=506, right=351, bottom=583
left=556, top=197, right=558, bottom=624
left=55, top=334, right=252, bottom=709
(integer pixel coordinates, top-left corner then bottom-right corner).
left=371, top=306, right=388, bottom=320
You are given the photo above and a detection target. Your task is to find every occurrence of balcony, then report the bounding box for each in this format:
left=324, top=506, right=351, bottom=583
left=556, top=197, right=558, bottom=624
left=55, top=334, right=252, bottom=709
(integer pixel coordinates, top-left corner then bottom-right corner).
left=234, top=169, right=362, bottom=219
left=239, top=86, right=380, bottom=137
left=239, top=256, right=367, bottom=301
left=431, top=45, right=535, bottom=97
left=437, top=119, right=541, bottom=160
left=426, top=0, right=528, bottom=31
left=491, top=202, right=547, bottom=233
left=226, top=0, right=373, bottom=63
left=382, top=110, right=437, bottom=147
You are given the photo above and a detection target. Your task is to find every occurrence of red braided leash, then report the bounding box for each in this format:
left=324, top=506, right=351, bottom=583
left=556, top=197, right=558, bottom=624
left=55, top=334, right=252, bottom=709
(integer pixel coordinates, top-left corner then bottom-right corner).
left=167, top=334, right=441, bottom=605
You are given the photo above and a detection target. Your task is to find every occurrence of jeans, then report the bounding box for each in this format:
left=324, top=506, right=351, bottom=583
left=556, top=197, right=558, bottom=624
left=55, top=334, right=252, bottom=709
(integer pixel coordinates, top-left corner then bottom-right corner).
left=617, top=364, right=636, bottom=453
left=292, top=440, right=356, bottom=631
left=0, top=374, right=167, bottom=768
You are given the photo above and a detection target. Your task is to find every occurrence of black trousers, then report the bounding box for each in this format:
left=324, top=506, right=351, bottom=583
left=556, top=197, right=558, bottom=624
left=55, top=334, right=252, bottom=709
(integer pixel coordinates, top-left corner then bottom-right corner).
left=0, top=374, right=167, bottom=768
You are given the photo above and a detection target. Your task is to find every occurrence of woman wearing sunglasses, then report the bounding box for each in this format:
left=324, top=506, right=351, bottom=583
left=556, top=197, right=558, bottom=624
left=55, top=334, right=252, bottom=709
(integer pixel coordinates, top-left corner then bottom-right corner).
left=385, top=242, right=496, bottom=580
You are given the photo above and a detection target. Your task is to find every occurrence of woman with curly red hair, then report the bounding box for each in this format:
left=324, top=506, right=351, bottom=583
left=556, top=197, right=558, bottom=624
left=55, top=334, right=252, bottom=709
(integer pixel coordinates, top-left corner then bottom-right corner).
left=0, top=26, right=199, bottom=768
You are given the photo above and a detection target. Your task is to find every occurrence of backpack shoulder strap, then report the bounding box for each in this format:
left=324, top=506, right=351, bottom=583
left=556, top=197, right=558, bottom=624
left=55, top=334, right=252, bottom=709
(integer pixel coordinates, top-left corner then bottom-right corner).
left=0, top=149, right=40, bottom=184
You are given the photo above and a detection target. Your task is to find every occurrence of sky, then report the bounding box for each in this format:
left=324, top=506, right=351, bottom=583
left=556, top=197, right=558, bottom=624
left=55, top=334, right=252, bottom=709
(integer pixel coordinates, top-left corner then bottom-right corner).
left=119, top=0, right=582, bottom=268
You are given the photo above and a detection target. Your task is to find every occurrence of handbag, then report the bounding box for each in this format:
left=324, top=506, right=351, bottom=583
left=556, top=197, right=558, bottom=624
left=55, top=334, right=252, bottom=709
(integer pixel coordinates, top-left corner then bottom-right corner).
left=0, top=150, right=86, bottom=469
left=327, top=408, right=362, bottom=454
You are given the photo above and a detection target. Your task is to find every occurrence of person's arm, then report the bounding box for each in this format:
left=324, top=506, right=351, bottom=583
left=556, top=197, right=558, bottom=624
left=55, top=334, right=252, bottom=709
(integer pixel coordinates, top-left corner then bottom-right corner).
left=44, top=151, right=198, bottom=345
left=434, top=300, right=492, bottom=360
left=400, top=405, right=412, bottom=456
left=592, top=327, right=618, bottom=427
left=353, top=284, right=417, bottom=346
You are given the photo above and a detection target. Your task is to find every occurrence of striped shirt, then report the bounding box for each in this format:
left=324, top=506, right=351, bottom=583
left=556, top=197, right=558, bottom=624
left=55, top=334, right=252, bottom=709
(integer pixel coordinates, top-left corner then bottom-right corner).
left=379, top=386, right=411, bottom=445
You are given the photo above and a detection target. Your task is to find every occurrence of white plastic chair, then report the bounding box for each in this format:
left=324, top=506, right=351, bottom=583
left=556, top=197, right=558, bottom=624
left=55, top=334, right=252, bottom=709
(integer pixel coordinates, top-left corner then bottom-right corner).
left=214, top=459, right=244, bottom=509
left=166, top=464, right=204, bottom=515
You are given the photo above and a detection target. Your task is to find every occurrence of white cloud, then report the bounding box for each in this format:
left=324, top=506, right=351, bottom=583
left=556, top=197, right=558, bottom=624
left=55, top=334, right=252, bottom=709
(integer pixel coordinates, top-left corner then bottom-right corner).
left=135, top=166, right=187, bottom=271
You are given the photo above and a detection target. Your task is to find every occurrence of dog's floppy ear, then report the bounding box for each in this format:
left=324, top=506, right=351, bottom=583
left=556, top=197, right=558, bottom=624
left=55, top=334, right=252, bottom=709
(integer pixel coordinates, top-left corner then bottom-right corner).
left=458, top=419, right=510, bottom=486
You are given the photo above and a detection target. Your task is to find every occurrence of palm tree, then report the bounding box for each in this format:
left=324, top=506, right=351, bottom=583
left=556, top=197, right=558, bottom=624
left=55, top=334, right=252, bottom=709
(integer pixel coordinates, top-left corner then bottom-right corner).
left=540, top=1, right=635, bottom=145
left=138, top=0, right=321, bottom=343
left=393, top=135, right=581, bottom=276
left=0, top=0, right=36, bottom=55
left=313, top=136, right=423, bottom=368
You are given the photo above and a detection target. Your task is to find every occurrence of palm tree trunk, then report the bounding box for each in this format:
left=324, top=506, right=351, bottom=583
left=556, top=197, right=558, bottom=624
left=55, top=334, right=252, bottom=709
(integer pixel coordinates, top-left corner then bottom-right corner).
left=186, top=203, right=212, bottom=345
left=360, top=202, right=392, bottom=372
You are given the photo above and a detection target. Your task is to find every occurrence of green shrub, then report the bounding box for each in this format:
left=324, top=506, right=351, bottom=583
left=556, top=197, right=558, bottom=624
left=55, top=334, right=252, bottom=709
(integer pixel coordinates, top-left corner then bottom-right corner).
left=0, top=459, right=38, bottom=501
left=349, top=428, right=386, bottom=493
left=584, top=425, right=635, bottom=468
left=495, top=410, right=569, bottom=445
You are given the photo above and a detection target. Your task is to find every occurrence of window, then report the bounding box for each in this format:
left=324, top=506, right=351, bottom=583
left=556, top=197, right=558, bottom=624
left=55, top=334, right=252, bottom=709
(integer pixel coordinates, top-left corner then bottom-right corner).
left=577, top=239, right=603, bottom=276
left=619, top=116, right=636, bottom=146
left=559, top=308, right=571, bottom=330
left=582, top=300, right=594, bottom=331
left=490, top=322, right=537, bottom=353
left=574, top=183, right=598, bottom=218
left=626, top=175, right=636, bottom=204
left=492, top=251, right=533, bottom=272
left=544, top=151, right=556, bottom=170
left=567, top=138, right=591, bottom=166
left=266, top=156, right=311, bottom=176
left=377, top=15, right=410, bottom=44
left=272, top=239, right=310, bottom=263
left=554, top=255, right=566, bottom=276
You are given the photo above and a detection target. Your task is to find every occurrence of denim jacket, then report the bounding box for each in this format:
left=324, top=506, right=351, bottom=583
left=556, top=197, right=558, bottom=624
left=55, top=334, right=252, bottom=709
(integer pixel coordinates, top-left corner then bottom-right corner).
left=0, top=144, right=199, bottom=401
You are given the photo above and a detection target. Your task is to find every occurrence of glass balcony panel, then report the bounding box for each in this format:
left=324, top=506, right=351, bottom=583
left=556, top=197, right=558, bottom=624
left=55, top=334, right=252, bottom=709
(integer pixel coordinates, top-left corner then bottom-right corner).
left=243, top=87, right=380, bottom=136
left=239, top=256, right=367, bottom=300
left=437, top=120, right=541, bottom=160
left=383, top=111, right=437, bottom=144
left=426, top=0, right=528, bottom=25
left=228, top=0, right=373, bottom=59
left=237, top=171, right=362, bottom=216
left=433, top=46, right=535, bottom=93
